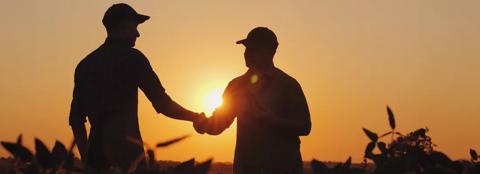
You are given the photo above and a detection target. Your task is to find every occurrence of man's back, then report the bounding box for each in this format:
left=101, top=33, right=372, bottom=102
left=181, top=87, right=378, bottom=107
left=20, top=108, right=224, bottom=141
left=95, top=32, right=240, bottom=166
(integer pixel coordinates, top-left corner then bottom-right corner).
left=74, top=39, right=141, bottom=122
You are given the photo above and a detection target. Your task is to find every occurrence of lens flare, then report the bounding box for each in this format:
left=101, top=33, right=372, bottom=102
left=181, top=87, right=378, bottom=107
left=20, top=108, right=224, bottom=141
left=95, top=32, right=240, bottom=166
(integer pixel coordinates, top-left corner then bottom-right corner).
left=203, top=88, right=224, bottom=116
left=250, top=74, right=258, bottom=84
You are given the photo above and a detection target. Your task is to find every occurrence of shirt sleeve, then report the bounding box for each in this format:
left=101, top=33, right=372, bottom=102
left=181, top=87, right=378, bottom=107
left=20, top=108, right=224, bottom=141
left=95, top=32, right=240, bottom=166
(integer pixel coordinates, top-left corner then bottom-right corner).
left=262, top=79, right=311, bottom=136
left=205, top=80, right=238, bottom=135
left=132, top=49, right=174, bottom=114
left=69, top=64, right=87, bottom=125
left=282, top=80, right=311, bottom=136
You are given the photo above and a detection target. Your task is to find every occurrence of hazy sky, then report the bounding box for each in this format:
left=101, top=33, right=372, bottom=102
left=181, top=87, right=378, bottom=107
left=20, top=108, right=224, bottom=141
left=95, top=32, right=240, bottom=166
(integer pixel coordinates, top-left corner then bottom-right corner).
left=0, top=0, right=479, bottom=163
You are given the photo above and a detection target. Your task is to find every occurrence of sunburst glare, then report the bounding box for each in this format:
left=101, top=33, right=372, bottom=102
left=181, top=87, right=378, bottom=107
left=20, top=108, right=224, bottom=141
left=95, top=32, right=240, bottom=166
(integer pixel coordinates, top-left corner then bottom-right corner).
left=203, top=88, right=224, bottom=116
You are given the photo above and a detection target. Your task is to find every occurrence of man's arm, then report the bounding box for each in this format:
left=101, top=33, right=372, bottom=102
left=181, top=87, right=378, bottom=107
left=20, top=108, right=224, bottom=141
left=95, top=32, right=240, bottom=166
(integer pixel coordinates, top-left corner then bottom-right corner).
left=280, top=81, right=311, bottom=136
left=161, top=101, right=203, bottom=121
left=252, top=81, right=311, bottom=136
left=70, top=123, right=88, bottom=160
left=134, top=50, right=201, bottom=122
left=202, top=105, right=236, bottom=135
left=69, top=68, right=88, bottom=160
left=199, top=83, right=238, bottom=135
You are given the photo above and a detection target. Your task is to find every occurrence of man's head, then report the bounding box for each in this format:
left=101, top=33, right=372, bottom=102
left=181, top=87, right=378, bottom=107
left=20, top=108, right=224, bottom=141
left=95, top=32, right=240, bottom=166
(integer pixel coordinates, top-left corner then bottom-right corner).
left=102, top=3, right=150, bottom=47
left=237, top=27, right=279, bottom=70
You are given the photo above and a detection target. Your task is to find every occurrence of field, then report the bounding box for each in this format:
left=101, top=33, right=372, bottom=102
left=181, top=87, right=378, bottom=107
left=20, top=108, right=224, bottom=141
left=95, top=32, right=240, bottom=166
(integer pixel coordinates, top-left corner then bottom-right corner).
left=1, top=106, right=479, bottom=174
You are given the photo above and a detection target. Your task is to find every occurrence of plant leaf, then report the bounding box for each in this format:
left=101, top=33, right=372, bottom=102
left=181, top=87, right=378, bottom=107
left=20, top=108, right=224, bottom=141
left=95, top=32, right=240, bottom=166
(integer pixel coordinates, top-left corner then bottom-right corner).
left=63, top=139, right=76, bottom=172
left=387, top=106, right=396, bottom=130
left=362, top=128, right=378, bottom=142
left=16, top=134, right=22, bottom=145
left=470, top=149, right=478, bottom=161
left=51, top=141, right=68, bottom=167
left=175, top=158, right=195, bottom=174
left=364, top=142, right=376, bottom=157
left=413, top=128, right=427, bottom=138
left=1, top=141, right=33, bottom=162
left=377, top=142, right=388, bottom=154
left=147, top=149, right=156, bottom=171
left=195, top=158, right=213, bottom=174
left=156, top=135, right=190, bottom=148
left=35, top=138, right=54, bottom=169
left=311, top=159, right=329, bottom=174
left=343, top=156, right=352, bottom=168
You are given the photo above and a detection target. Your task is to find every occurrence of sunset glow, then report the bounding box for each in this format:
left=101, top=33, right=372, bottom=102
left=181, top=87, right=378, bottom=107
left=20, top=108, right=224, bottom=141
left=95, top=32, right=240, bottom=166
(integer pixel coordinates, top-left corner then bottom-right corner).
left=202, top=88, right=224, bottom=116
left=0, top=0, right=479, bottom=164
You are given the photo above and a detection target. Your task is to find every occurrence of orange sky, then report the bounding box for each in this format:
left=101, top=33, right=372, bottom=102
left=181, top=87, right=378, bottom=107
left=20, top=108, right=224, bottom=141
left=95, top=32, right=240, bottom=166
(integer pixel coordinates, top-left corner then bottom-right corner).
left=0, top=0, right=479, bottom=163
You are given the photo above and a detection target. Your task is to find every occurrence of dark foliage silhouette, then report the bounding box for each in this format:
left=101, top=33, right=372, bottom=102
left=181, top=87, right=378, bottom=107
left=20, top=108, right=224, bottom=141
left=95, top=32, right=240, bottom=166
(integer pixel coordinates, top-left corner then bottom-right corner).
left=1, top=135, right=212, bottom=174
left=1, top=134, right=80, bottom=174
left=311, top=106, right=480, bottom=174
left=3, top=106, right=479, bottom=174
left=311, top=157, right=365, bottom=174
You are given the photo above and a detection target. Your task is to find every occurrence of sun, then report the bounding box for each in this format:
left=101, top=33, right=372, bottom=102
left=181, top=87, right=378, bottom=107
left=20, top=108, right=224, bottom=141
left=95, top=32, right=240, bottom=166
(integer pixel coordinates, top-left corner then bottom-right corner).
left=202, top=88, right=224, bottom=116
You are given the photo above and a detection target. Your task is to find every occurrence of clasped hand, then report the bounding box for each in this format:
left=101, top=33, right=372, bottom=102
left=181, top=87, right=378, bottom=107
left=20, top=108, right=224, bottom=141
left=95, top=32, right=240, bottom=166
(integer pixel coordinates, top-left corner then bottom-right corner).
left=193, top=112, right=209, bottom=134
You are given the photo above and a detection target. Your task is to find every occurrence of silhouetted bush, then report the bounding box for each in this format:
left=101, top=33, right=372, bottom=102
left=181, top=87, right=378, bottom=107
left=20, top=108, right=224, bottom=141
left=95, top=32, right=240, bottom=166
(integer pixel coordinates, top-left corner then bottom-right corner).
left=311, top=157, right=365, bottom=174
left=1, top=134, right=81, bottom=173
left=1, top=134, right=212, bottom=174
left=312, top=106, right=480, bottom=174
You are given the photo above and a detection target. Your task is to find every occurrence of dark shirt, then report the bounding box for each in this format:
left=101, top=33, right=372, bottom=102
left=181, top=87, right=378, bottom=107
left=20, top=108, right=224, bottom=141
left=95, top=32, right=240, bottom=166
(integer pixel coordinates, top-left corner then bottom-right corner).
left=69, top=38, right=174, bottom=170
left=207, top=67, right=311, bottom=174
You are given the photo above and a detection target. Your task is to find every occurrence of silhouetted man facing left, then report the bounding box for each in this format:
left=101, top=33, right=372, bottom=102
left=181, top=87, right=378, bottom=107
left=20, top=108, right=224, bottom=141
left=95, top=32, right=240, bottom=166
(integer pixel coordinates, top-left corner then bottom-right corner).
left=195, top=27, right=311, bottom=174
left=69, top=3, right=204, bottom=172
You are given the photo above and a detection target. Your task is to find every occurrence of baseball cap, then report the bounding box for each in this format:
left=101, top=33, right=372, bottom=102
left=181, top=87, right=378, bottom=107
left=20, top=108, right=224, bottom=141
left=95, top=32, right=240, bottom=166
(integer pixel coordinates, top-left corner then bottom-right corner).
left=102, top=3, right=150, bottom=28
left=236, top=27, right=279, bottom=49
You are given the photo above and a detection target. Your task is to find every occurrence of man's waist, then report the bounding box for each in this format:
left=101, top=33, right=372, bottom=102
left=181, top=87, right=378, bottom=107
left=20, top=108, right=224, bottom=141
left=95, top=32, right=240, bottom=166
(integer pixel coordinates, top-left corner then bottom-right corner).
left=85, top=101, right=137, bottom=113
left=236, top=135, right=301, bottom=149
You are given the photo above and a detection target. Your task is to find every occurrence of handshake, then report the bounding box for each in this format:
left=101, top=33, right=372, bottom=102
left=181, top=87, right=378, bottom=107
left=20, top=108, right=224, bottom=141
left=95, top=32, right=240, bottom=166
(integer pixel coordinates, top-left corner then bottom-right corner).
left=192, top=113, right=210, bottom=134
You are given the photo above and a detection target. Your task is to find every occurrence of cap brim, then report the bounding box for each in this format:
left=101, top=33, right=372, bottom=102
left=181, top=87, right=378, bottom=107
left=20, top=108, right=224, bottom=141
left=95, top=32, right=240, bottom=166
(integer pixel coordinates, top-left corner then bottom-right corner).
left=135, top=14, right=150, bottom=24
left=236, top=39, right=247, bottom=45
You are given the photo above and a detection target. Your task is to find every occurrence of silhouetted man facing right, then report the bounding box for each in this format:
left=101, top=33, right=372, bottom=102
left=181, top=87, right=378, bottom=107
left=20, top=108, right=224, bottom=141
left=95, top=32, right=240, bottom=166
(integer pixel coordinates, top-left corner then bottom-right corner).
left=69, top=4, right=204, bottom=172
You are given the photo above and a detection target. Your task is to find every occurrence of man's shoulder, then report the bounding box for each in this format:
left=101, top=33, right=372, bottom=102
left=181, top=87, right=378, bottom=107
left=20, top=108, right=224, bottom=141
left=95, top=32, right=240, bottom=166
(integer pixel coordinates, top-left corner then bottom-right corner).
left=104, top=45, right=147, bottom=60
left=75, top=45, right=146, bottom=72
left=224, top=72, right=250, bottom=92
left=275, top=68, right=299, bottom=85
left=273, top=68, right=304, bottom=92
left=126, top=47, right=146, bottom=58
left=229, top=72, right=250, bottom=86
left=126, top=48, right=150, bottom=65
left=75, top=50, right=96, bottom=72
left=83, top=46, right=147, bottom=63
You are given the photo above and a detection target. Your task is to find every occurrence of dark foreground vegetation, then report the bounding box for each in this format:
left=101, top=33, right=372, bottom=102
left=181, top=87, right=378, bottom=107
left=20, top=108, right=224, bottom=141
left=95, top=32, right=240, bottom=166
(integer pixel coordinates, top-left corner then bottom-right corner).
left=1, top=106, right=479, bottom=174
left=311, top=106, right=480, bottom=174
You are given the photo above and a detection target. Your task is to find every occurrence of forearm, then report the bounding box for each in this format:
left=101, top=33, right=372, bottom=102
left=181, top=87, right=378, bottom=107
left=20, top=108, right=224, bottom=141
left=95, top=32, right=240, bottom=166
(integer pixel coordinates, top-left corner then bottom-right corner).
left=161, top=101, right=199, bottom=122
left=256, top=110, right=311, bottom=136
left=204, top=108, right=235, bottom=135
left=277, top=118, right=311, bottom=136
left=273, top=118, right=309, bottom=134
left=205, top=118, right=228, bottom=135
left=70, top=123, right=88, bottom=160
